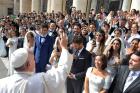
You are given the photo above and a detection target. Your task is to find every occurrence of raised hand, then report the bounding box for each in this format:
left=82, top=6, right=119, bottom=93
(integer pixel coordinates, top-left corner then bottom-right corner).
left=59, top=32, right=68, bottom=49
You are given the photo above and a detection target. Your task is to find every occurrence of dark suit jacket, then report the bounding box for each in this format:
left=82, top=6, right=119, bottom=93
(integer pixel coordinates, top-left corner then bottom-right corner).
left=67, top=30, right=74, bottom=46
left=17, top=37, right=24, bottom=48
left=70, top=48, right=92, bottom=80
left=34, top=34, right=54, bottom=72
left=108, top=66, right=140, bottom=93
left=48, top=30, right=58, bottom=40
left=121, top=54, right=132, bottom=66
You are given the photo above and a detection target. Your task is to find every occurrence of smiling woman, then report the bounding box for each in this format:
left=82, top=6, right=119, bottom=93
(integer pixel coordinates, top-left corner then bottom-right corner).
left=122, top=38, right=140, bottom=66
left=92, top=29, right=106, bottom=55
left=83, top=54, right=112, bottom=93
left=104, top=37, right=125, bottom=77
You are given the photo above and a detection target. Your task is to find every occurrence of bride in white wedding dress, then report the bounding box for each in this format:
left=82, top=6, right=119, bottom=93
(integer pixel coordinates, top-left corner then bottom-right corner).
left=23, top=31, right=36, bottom=54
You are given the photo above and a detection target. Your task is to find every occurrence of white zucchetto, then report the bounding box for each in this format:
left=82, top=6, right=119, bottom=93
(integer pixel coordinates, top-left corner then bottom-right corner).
left=11, top=48, right=28, bottom=68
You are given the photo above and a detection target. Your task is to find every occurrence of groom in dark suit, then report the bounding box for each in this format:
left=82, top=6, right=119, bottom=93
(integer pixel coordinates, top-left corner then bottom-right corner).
left=109, top=51, right=140, bottom=93
left=67, top=35, right=92, bottom=93
left=34, top=23, right=54, bottom=73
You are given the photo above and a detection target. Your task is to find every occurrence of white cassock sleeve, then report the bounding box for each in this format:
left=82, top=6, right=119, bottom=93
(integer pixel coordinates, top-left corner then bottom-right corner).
left=43, top=48, right=73, bottom=93
left=0, top=49, right=73, bottom=93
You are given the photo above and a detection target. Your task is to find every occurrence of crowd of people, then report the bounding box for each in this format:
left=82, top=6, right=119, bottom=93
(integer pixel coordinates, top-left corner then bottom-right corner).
left=0, top=7, right=140, bottom=93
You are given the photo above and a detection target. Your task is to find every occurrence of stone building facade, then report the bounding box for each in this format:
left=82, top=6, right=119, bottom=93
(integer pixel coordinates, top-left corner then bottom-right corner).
left=0, top=0, right=14, bottom=16
left=1, top=0, right=140, bottom=16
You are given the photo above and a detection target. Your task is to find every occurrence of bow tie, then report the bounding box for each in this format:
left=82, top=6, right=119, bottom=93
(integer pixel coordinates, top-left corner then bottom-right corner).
left=40, top=37, right=46, bottom=43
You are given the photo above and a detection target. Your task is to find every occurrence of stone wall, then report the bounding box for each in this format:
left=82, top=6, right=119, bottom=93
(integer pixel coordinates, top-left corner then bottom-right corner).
left=0, top=0, right=14, bottom=16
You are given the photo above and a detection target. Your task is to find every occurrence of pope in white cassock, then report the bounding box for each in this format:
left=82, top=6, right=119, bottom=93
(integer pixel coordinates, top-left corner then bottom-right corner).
left=0, top=33, right=73, bottom=93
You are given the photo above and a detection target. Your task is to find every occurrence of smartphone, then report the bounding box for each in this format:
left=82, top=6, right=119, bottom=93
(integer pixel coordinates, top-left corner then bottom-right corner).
left=91, top=39, right=96, bottom=47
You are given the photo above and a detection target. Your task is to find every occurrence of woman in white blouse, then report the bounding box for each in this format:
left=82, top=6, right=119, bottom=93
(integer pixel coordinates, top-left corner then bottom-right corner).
left=86, top=30, right=106, bottom=55
left=104, top=38, right=125, bottom=77
left=49, top=28, right=65, bottom=68
left=6, top=30, right=18, bottom=75
left=6, top=30, right=18, bottom=60
left=84, top=54, right=112, bottom=93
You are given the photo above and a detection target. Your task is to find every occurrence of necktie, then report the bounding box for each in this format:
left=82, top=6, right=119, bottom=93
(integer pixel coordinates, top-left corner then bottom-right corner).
left=127, top=71, right=136, bottom=82
left=123, top=71, right=136, bottom=92
left=75, top=50, right=79, bottom=57
left=74, top=50, right=79, bottom=60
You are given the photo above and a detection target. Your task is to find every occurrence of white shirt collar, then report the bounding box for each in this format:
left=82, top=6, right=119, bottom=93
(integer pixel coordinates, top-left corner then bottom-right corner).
left=130, top=70, right=140, bottom=76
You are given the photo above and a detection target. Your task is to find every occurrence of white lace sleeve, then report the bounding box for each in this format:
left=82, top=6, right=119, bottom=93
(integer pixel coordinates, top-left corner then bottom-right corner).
left=103, top=75, right=112, bottom=89
left=86, top=67, right=93, bottom=78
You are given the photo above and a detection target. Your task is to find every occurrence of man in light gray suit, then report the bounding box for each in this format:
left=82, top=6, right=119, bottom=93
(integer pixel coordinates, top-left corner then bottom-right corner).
left=109, top=51, right=140, bottom=93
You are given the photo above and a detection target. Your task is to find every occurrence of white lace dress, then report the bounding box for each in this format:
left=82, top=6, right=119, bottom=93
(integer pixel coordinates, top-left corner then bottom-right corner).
left=85, top=67, right=112, bottom=93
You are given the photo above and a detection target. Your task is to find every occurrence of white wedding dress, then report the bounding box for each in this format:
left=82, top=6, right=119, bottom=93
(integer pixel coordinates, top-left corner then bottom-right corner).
left=84, top=67, right=112, bottom=93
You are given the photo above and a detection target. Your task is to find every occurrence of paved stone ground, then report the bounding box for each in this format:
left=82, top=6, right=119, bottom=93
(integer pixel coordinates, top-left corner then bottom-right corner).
left=0, top=57, right=9, bottom=79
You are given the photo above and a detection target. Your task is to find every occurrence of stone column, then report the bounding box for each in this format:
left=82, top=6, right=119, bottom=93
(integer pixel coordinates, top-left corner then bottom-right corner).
left=43, top=0, right=47, bottom=12
left=131, top=0, right=140, bottom=10
left=31, top=0, right=41, bottom=12
left=47, top=0, right=51, bottom=13
left=40, top=0, right=44, bottom=12
left=73, top=0, right=88, bottom=13
left=66, top=0, right=73, bottom=15
left=20, top=0, right=31, bottom=13
left=14, top=0, right=20, bottom=15
left=90, top=0, right=97, bottom=10
left=122, top=0, right=132, bottom=11
left=62, top=0, right=66, bottom=13
left=86, top=0, right=92, bottom=23
left=51, top=0, right=63, bottom=13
